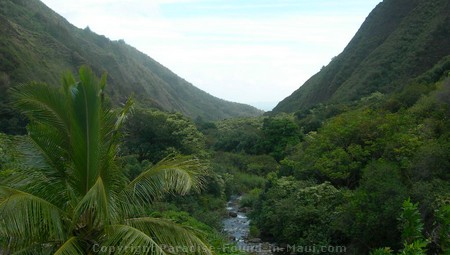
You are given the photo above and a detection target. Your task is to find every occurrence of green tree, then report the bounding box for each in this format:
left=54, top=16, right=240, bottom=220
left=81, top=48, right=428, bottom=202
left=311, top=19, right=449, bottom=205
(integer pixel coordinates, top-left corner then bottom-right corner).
left=398, top=199, right=428, bottom=255
left=259, top=116, right=302, bottom=161
left=0, top=66, right=211, bottom=254
left=287, top=108, right=421, bottom=187
left=123, top=108, right=206, bottom=163
left=399, top=199, right=426, bottom=246
left=341, top=160, right=408, bottom=253
left=212, top=117, right=263, bottom=154
left=370, top=199, right=432, bottom=255
left=252, top=178, right=345, bottom=250
left=435, top=205, right=450, bottom=254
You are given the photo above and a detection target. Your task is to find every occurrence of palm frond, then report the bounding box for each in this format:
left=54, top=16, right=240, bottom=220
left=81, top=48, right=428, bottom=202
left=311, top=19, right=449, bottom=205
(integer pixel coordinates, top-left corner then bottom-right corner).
left=126, top=155, right=207, bottom=203
left=4, top=169, right=69, bottom=210
left=102, top=224, right=166, bottom=255
left=54, top=237, right=84, bottom=255
left=26, top=122, right=69, bottom=175
left=10, top=82, right=70, bottom=141
left=9, top=243, right=54, bottom=255
left=5, top=66, right=214, bottom=255
left=62, top=70, right=76, bottom=95
left=1, top=135, right=72, bottom=208
left=0, top=186, right=66, bottom=247
left=98, top=97, right=134, bottom=197
left=106, top=96, right=134, bottom=154
left=72, top=177, right=113, bottom=230
left=69, top=67, right=103, bottom=194
left=126, top=217, right=212, bottom=255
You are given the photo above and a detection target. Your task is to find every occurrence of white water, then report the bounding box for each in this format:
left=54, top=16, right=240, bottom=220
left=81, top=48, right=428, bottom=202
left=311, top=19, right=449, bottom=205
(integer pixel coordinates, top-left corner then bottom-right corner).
left=223, top=197, right=250, bottom=243
left=222, top=196, right=275, bottom=255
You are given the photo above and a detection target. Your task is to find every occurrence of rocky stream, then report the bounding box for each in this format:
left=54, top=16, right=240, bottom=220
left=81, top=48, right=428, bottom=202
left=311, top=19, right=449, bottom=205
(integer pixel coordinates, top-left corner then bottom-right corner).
left=222, top=196, right=276, bottom=255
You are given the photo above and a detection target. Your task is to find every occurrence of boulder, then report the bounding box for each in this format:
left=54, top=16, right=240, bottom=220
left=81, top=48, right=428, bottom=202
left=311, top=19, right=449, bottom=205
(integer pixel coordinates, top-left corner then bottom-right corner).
left=248, top=238, right=262, bottom=243
left=229, top=211, right=238, bottom=217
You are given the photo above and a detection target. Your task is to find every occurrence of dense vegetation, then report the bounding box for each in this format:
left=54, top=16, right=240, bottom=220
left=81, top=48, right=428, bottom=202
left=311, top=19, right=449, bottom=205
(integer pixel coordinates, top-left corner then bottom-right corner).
left=205, top=76, right=450, bottom=254
left=0, top=67, right=216, bottom=254
left=1, top=0, right=450, bottom=254
left=2, top=69, right=449, bottom=254
left=273, top=0, right=450, bottom=114
left=0, top=0, right=262, bottom=131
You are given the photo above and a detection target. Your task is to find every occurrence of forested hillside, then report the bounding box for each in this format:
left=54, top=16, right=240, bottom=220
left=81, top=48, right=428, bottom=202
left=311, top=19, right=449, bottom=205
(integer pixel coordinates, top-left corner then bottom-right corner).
left=273, top=0, right=450, bottom=113
left=1, top=0, right=449, bottom=254
left=0, top=0, right=262, bottom=130
left=204, top=78, right=450, bottom=255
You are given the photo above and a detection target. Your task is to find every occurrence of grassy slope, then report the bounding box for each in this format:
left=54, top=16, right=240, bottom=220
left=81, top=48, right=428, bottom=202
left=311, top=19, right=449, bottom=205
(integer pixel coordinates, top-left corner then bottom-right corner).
left=0, top=0, right=263, bottom=121
left=273, top=0, right=450, bottom=113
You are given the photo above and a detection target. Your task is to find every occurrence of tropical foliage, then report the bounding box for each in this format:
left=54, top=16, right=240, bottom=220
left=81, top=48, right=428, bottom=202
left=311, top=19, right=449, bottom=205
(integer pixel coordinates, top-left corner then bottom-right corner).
left=0, top=66, right=211, bottom=254
left=248, top=78, right=450, bottom=254
left=123, top=108, right=206, bottom=163
left=1, top=0, right=450, bottom=254
left=252, top=178, right=345, bottom=248
left=370, top=199, right=436, bottom=255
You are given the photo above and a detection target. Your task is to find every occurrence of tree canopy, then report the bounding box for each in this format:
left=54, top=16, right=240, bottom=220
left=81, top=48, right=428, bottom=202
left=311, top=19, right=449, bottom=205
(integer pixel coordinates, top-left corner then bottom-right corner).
left=0, top=66, right=211, bottom=254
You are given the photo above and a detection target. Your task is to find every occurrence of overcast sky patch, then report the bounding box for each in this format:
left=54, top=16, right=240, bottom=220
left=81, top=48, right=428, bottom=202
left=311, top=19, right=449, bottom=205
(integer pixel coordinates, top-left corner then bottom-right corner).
left=41, top=0, right=381, bottom=110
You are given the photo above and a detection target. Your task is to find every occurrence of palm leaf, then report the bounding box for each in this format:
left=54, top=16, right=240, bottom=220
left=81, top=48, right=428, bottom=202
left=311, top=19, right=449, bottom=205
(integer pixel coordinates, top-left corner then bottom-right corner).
left=2, top=135, right=71, bottom=209
left=11, top=82, right=70, bottom=143
left=72, top=177, right=116, bottom=230
left=125, top=217, right=212, bottom=255
left=102, top=224, right=166, bottom=255
left=26, top=122, right=69, bottom=175
left=69, top=67, right=103, bottom=194
left=4, top=66, right=213, bottom=254
left=105, top=96, right=134, bottom=155
left=4, top=168, right=69, bottom=211
left=98, top=97, right=134, bottom=198
left=54, top=237, right=84, bottom=255
left=126, top=155, right=207, bottom=204
left=10, top=243, right=54, bottom=255
left=0, top=186, right=67, bottom=247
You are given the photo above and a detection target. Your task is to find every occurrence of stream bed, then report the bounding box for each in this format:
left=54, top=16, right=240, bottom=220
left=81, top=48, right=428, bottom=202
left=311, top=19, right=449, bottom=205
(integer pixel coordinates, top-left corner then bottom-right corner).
left=222, top=196, right=275, bottom=255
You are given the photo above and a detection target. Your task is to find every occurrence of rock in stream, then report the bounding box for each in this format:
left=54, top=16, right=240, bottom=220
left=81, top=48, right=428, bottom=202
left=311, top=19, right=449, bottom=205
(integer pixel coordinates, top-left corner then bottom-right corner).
left=223, top=196, right=275, bottom=255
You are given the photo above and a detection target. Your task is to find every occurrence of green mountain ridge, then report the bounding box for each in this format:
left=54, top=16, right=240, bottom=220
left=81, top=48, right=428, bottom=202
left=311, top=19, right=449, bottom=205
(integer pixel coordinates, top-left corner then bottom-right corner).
left=273, top=0, right=450, bottom=113
left=0, top=0, right=262, bottom=123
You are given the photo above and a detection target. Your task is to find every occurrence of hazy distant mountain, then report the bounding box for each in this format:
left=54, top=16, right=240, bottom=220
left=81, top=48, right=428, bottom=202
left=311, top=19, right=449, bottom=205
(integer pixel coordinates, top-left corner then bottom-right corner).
left=273, top=0, right=450, bottom=113
left=0, top=0, right=262, bottom=122
left=250, top=101, right=278, bottom=111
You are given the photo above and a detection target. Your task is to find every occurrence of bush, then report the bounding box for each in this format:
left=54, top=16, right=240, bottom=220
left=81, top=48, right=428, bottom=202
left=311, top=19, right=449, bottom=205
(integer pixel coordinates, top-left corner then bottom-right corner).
left=240, top=188, right=262, bottom=208
left=340, top=160, right=408, bottom=253
left=252, top=178, right=345, bottom=248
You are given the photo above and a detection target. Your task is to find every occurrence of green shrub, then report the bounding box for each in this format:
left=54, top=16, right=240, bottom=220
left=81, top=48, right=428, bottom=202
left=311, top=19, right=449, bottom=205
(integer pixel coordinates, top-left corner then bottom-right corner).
left=240, top=188, right=262, bottom=208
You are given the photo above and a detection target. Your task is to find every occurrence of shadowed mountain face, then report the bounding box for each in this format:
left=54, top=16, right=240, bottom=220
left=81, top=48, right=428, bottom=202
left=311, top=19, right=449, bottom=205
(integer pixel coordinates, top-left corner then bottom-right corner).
left=273, top=0, right=450, bottom=113
left=0, top=0, right=263, bottom=121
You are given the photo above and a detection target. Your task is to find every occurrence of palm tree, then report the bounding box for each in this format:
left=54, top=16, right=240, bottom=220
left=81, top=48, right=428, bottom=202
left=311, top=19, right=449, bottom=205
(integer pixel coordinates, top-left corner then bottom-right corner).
left=0, top=66, right=212, bottom=254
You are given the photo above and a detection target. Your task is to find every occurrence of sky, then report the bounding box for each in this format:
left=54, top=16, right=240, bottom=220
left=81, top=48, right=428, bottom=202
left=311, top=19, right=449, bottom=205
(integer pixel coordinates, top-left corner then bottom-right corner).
left=40, top=0, right=381, bottom=111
